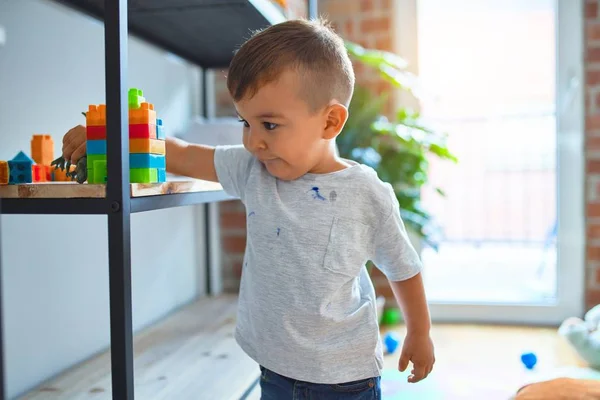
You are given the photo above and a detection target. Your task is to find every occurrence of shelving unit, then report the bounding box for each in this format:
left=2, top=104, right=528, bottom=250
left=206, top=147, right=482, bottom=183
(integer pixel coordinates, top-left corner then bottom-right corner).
left=0, top=0, right=316, bottom=399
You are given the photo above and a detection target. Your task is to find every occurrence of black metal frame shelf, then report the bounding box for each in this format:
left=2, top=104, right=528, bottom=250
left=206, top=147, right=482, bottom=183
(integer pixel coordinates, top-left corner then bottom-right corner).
left=0, top=0, right=318, bottom=399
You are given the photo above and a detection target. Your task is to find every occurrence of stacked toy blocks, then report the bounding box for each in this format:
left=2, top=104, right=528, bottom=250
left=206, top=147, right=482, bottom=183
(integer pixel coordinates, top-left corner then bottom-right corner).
left=31, top=134, right=54, bottom=182
left=86, top=88, right=167, bottom=184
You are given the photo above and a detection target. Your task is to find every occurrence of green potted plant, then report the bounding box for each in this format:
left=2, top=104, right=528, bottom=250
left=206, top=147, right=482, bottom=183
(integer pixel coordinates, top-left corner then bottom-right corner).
left=341, top=42, right=458, bottom=252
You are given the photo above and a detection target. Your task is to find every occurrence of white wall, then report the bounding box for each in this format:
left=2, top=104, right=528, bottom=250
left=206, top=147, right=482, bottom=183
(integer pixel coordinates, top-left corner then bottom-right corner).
left=0, top=1, right=206, bottom=398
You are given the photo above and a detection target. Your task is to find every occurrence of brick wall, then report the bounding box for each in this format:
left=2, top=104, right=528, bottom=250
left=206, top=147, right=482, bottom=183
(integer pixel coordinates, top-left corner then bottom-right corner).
left=586, top=0, right=600, bottom=311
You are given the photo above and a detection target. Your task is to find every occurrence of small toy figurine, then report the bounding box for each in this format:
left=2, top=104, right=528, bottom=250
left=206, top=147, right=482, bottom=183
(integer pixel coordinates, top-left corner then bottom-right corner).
left=51, top=155, right=87, bottom=184
left=50, top=111, right=88, bottom=184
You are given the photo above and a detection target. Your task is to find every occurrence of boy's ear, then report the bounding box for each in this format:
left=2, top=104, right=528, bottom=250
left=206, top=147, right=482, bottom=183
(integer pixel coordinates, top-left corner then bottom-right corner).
left=322, top=103, right=348, bottom=140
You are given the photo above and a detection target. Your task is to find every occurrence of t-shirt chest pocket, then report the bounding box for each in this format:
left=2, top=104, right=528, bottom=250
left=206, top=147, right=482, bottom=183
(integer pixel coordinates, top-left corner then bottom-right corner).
left=323, top=217, right=373, bottom=277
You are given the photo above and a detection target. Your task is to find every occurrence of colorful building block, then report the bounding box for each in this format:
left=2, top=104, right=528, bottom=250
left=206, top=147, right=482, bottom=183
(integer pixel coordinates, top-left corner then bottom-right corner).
left=130, top=168, right=157, bottom=183
left=87, top=140, right=107, bottom=155
left=130, top=139, right=165, bottom=154
left=31, top=134, right=54, bottom=165
left=130, top=153, right=165, bottom=169
left=128, top=88, right=145, bottom=109
left=156, top=119, right=165, bottom=140
left=129, top=124, right=157, bottom=139
left=88, top=160, right=107, bottom=184
left=87, top=125, right=106, bottom=140
left=87, top=104, right=106, bottom=126
left=8, top=151, right=33, bottom=184
left=87, top=154, right=107, bottom=168
left=158, top=168, right=166, bottom=183
left=0, top=161, right=8, bottom=185
left=129, top=102, right=156, bottom=125
left=32, top=165, right=49, bottom=182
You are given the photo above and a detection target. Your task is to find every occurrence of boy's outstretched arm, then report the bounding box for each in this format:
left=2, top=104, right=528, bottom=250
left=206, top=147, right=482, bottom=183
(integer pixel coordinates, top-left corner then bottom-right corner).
left=60, top=126, right=219, bottom=183
left=165, top=137, right=218, bottom=182
left=389, top=272, right=435, bottom=383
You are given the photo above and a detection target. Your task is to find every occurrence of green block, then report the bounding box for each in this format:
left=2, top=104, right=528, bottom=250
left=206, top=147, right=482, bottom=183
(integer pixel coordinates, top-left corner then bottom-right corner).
left=87, top=154, right=106, bottom=168
left=128, top=88, right=145, bottom=109
left=89, top=160, right=107, bottom=184
left=130, top=168, right=157, bottom=183
left=381, top=308, right=402, bottom=325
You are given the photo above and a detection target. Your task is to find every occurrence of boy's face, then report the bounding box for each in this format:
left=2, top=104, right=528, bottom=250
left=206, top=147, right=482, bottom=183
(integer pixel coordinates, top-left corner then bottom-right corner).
left=235, top=69, right=334, bottom=181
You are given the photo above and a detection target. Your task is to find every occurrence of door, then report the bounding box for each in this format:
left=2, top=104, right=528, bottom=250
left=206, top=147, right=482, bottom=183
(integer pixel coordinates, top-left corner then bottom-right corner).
left=394, top=0, right=585, bottom=324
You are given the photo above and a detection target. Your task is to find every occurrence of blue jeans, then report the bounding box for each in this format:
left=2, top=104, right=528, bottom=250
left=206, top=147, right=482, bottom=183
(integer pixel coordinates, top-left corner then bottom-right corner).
left=259, top=366, right=381, bottom=400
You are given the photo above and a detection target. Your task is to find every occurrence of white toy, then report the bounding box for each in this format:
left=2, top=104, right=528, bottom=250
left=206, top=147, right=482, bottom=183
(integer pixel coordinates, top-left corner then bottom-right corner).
left=559, top=304, right=600, bottom=369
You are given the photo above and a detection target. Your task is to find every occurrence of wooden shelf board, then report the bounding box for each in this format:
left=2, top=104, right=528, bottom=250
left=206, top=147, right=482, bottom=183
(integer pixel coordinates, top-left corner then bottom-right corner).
left=19, top=295, right=259, bottom=400
left=0, top=180, right=223, bottom=199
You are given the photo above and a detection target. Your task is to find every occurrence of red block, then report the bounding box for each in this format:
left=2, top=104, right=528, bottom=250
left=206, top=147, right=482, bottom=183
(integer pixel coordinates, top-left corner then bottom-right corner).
left=129, top=123, right=157, bottom=139
left=33, top=165, right=48, bottom=182
left=87, top=125, right=106, bottom=140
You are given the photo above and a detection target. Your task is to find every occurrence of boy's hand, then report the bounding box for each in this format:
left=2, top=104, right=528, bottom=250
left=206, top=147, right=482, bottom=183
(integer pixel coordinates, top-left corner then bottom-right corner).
left=398, top=332, right=435, bottom=383
left=62, top=125, right=87, bottom=163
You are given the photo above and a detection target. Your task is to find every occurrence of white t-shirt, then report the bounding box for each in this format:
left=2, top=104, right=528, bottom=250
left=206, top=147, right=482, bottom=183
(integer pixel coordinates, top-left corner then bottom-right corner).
left=214, top=145, right=422, bottom=384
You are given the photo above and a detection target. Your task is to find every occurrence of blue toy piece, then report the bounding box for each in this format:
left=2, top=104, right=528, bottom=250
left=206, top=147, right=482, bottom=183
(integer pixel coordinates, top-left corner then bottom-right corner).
left=156, top=118, right=166, bottom=140
left=86, top=139, right=107, bottom=155
left=8, top=151, right=33, bottom=184
left=157, top=168, right=166, bottom=183
left=384, top=332, right=400, bottom=354
left=521, top=352, right=537, bottom=369
left=129, top=153, right=165, bottom=169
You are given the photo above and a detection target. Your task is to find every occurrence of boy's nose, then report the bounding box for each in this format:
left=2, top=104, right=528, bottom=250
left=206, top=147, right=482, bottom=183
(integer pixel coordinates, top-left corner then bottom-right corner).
left=247, top=131, right=267, bottom=151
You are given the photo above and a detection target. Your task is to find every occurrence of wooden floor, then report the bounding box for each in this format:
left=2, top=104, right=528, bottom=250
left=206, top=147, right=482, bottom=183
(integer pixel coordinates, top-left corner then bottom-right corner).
left=379, top=323, right=586, bottom=399
left=19, top=295, right=587, bottom=400
left=19, top=295, right=259, bottom=400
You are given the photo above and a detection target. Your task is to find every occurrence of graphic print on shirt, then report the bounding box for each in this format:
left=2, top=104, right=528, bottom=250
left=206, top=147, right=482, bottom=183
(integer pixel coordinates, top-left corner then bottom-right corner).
left=329, top=190, right=337, bottom=203
left=310, top=186, right=326, bottom=201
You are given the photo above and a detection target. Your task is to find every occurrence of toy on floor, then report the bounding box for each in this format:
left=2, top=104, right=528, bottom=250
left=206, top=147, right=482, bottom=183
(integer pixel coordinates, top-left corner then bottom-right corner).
left=521, top=352, right=537, bottom=370
left=381, top=308, right=402, bottom=325
left=559, top=303, right=600, bottom=369
left=384, top=332, right=401, bottom=354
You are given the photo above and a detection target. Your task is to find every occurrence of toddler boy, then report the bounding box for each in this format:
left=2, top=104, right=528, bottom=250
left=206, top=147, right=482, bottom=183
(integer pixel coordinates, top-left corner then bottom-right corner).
left=61, top=18, right=435, bottom=400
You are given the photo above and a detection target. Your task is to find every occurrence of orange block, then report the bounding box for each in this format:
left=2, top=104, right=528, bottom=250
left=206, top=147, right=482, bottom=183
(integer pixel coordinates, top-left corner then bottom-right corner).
left=0, top=161, right=8, bottom=185
left=87, top=104, right=106, bottom=126
left=52, top=165, right=75, bottom=181
left=31, top=134, right=54, bottom=165
left=129, top=102, right=156, bottom=125
left=130, top=138, right=165, bottom=154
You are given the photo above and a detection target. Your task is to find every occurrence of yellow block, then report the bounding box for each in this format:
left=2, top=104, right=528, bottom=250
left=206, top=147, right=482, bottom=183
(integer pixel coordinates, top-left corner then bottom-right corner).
left=130, top=139, right=166, bottom=154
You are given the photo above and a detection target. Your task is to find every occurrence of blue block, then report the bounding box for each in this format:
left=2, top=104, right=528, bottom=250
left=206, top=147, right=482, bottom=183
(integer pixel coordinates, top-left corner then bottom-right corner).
left=383, top=332, right=400, bottom=354
left=87, top=139, right=107, bottom=155
left=521, top=352, right=537, bottom=370
left=129, top=153, right=166, bottom=169
left=157, top=168, right=166, bottom=182
left=8, top=161, right=32, bottom=184
left=156, top=118, right=165, bottom=140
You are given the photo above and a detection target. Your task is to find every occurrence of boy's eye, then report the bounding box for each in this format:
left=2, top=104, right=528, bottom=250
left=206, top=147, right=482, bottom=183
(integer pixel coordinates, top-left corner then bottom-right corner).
left=263, top=122, right=278, bottom=131
left=238, top=118, right=250, bottom=128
